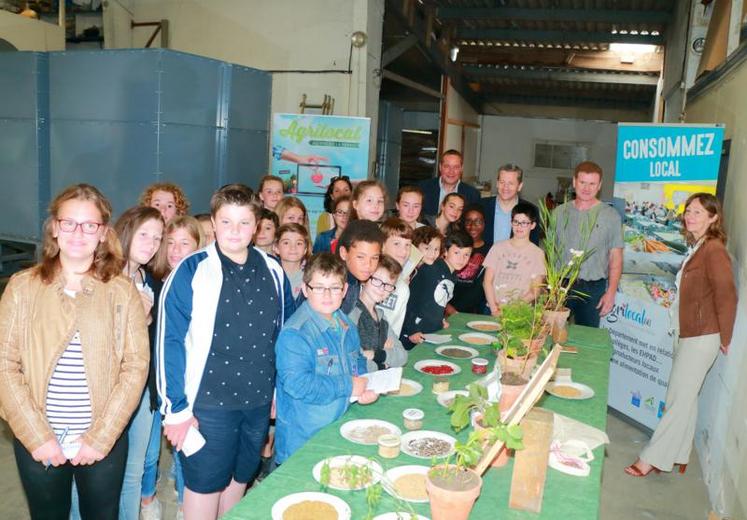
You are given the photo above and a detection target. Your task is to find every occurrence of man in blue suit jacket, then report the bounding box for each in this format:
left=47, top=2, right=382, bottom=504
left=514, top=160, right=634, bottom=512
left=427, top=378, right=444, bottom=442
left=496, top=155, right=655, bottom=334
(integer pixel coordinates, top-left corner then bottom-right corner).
left=480, top=163, right=541, bottom=247
left=419, top=149, right=481, bottom=218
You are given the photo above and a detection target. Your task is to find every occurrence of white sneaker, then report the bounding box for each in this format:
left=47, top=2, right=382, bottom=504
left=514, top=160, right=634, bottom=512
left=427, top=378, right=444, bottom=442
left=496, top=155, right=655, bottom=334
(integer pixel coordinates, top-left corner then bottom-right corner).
left=175, top=509, right=184, bottom=520
left=140, top=497, right=162, bottom=520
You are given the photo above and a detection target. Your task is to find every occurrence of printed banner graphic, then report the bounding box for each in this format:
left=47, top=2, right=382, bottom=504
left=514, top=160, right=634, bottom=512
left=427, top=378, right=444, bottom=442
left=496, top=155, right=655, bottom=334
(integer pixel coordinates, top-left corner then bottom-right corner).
left=604, top=123, right=722, bottom=430
left=271, top=114, right=371, bottom=238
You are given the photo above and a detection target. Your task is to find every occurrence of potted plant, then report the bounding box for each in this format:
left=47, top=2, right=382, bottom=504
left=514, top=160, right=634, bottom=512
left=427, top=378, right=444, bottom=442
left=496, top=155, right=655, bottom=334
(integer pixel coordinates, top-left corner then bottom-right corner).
left=448, top=383, right=525, bottom=467
left=538, top=197, right=597, bottom=342
left=495, top=299, right=546, bottom=380
left=425, top=432, right=484, bottom=520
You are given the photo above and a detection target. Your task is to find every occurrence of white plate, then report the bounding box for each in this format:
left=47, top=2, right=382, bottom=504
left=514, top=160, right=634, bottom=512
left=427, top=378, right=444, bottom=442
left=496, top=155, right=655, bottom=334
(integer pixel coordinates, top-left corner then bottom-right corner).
left=271, top=491, right=351, bottom=520
left=400, top=430, right=456, bottom=459
left=413, top=359, right=461, bottom=376
left=545, top=381, right=595, bottom=400
left=312, top=455, right=383, bottom=491
left=373, top=513, right=430, bottom=520
left=382, top=465, right=430, bottom=504
left=387, top=378, right=423, bottom=397
left=458, top=332, right=496, bottom=346
left=466, top=320, right=501, bottom=332
left=436, top=390, right=469, bottom=408
left=435, top=345, right=478, bottom=360
left=339, top=419, right=401, bottom=445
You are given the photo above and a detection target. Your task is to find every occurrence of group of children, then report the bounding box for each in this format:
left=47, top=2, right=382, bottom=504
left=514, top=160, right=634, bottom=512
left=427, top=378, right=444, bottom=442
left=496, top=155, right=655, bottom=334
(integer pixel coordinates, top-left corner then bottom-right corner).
left=6, top=171, right=546, bottom=520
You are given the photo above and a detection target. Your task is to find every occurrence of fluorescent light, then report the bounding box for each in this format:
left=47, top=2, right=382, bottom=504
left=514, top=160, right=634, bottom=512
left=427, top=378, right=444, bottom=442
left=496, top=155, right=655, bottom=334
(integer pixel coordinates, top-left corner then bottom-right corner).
left=403, top=129, right=433, bottom=135
left=610, top=43, right=657, bottom=54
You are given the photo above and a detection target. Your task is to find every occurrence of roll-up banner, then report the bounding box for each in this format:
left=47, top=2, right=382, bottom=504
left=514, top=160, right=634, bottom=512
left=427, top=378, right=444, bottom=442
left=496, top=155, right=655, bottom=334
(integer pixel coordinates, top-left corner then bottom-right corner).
left=603, top=123, right=724, bottom=430
left=271, top=114, right=371, bottom=239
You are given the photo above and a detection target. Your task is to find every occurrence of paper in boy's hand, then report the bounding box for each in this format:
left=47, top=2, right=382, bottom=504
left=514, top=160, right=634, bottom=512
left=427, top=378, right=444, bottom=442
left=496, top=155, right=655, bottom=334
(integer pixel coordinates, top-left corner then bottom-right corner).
left=350, top=367, right=403, bottom=402
left=423, top=333, right=452, bottom=344
left=181, top=425, right=206, bottom=457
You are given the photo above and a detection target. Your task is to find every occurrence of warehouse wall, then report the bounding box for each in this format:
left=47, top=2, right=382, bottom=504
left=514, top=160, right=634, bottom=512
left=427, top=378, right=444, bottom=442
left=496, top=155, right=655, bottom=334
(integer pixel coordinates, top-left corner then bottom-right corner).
left=684, top=57, right=747, bottom=520
left=103, top=0, right=383, bottom=169
left=0, top=10, right=64, bottom=51
left=477, top=115, right=617, bottom=205
left=442, top=81, right=480, bottom=184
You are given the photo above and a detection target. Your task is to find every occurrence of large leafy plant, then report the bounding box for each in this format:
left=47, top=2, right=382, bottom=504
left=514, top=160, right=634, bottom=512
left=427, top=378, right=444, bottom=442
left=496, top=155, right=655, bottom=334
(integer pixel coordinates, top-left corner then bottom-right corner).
left=539, top=198, right=598, bottom=311
left=496, top=299, right=545, bottom=358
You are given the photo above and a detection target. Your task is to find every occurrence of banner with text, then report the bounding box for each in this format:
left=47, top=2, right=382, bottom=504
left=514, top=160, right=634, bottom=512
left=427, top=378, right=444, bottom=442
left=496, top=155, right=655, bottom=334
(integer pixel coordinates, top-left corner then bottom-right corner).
left=271, top=114, right=371, bottom=239
left=603, top=123, right=723, bottom=430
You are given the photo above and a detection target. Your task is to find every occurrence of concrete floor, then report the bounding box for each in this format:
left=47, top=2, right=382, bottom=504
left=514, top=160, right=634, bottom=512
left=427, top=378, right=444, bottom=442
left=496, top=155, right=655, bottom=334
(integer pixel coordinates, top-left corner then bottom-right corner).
left=0, top=412, right=712, bottom=520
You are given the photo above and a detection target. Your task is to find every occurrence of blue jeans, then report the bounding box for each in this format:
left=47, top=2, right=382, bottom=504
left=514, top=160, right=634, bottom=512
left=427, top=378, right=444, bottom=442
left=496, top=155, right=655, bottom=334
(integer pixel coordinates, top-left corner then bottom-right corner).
left=119, top=389, right=155, bottom=520
left=70, top=391, right=153, bottom=520
left=566, top=278, right=608, bottom=328
left=141, top=408, right=162, bottom=499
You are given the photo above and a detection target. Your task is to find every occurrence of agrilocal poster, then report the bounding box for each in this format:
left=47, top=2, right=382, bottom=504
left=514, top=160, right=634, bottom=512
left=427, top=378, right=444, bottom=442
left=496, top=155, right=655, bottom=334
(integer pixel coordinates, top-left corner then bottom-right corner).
left=271, top=114, right=371, bottom=238
left=602, top=123, right=723, bottom=430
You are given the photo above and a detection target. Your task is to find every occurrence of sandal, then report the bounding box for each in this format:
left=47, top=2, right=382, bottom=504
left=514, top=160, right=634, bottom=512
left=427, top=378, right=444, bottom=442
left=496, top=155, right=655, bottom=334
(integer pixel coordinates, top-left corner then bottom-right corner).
left=624, top=461, right=660, bottom=477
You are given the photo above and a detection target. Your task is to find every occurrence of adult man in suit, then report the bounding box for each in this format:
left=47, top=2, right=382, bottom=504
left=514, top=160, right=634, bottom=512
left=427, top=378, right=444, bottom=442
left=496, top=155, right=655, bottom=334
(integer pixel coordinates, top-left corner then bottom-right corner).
left=419, top=149, right=481, bottom=218
left=481, top=163, right=541, bottom=247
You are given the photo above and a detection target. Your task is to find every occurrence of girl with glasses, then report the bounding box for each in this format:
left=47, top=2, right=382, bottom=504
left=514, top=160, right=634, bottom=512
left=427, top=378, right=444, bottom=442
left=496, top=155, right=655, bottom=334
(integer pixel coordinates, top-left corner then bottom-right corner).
left=313, top=196, right=351, bottom=254
left=483, top=202, right=546, bottom=316
left=0, top=184, right=149, bottom=520
left=317, top=176, right=353, bottom=235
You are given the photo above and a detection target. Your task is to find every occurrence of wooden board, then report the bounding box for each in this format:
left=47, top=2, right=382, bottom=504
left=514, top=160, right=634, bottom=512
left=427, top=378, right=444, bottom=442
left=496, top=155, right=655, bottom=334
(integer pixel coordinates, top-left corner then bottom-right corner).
left=475, top=344, right=561, bottom=475
left=509, top=408, right=554, bottom=513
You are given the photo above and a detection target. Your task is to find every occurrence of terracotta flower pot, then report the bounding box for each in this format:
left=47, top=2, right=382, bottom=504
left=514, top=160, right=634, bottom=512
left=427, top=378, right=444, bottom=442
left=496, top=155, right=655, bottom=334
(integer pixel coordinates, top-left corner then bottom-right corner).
left=543, top=308, right=571, bottom=343
left=473, top=414, right=510, bottom=467
left=426, top=465, right=483, bottom=520
left=499, top=375, right=528, bottom=417
left=497, top=349, right=536, bottom=380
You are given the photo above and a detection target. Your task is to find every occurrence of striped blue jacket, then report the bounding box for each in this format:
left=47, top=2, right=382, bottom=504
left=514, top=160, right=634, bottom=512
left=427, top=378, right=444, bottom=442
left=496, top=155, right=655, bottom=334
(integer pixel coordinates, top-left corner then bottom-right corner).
left=156, top=242, right=294, bottom=424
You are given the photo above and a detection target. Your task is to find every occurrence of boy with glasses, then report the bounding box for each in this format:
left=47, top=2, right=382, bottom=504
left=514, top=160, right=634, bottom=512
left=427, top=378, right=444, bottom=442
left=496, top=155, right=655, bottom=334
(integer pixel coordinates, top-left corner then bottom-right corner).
left=274, top=253, right=377, bottom=464
left=349, top=255, right=408, bottom=372
left=482, top=202, right=546, bottom=315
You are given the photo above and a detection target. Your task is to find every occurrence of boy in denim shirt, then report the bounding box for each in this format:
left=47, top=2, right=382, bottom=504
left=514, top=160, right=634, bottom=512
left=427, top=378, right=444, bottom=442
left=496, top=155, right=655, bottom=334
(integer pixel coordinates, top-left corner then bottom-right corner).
left=274, top=253, right=378, bottom=463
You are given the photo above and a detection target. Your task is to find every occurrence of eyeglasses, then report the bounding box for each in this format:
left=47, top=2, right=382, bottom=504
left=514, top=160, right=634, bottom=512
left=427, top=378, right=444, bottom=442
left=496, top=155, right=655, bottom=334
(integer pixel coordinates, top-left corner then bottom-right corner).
left=511, top=220, right=533, bottom=228
left=305, top=283, right=344, bottom=295
left=57, top=219, right=103, bottom=234
left=334, top=209, right=350, bottom=216
left=368, top=276, right=396, bottom=292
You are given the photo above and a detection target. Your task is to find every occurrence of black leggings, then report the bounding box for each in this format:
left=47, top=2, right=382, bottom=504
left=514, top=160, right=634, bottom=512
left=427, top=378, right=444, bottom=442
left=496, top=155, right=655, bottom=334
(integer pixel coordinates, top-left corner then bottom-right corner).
left=13, top=435, right=127, bottom=520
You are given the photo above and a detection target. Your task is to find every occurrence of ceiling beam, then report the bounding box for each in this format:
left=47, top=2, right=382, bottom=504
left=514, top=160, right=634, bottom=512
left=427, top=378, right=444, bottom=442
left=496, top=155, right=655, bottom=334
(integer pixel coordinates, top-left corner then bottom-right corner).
left=382, top=34, right=419, bottom=67
left=438, top=8, right=671, bottom=25
left=458, top=48, right=663, bottom=73
left=484, top=94, right=651, bottom=110
left=462, top=65, right=659, bottom=86
left=457, top=28, right=664, bottom=45
left=385, top=0, right=483, bottom=113
left=382, top=70, right=443, bottom=99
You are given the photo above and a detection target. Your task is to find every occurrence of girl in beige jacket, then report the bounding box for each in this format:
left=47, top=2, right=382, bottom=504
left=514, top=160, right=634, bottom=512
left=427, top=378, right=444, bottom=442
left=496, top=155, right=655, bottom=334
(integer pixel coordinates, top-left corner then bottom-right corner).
left=0, top=184, right=149, bottom=520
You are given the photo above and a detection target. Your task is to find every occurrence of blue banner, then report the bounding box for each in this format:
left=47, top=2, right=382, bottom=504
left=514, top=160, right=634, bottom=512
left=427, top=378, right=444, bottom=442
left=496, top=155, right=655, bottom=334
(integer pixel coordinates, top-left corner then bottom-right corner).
left=271, top=114, right=371, bottom=239
left=605, top=123, right=723, bottom=431
left=615, top=124, right=724, bottom=182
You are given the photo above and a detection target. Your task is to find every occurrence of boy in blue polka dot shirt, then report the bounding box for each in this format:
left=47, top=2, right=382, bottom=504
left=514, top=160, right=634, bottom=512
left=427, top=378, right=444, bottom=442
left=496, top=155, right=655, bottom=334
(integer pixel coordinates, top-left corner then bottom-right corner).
left=156, top=185, right=294, bottom=519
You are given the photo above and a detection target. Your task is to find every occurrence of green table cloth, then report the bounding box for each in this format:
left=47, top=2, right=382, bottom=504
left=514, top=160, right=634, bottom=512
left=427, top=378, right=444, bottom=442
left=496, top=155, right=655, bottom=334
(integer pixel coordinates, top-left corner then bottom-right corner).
left=226, top=313, right=612, bottom=519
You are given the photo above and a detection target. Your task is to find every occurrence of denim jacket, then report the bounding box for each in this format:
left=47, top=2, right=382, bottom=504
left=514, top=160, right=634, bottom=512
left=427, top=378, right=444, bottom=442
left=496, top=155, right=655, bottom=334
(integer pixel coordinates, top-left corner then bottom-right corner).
left=274, top=300, right=366, bottom=463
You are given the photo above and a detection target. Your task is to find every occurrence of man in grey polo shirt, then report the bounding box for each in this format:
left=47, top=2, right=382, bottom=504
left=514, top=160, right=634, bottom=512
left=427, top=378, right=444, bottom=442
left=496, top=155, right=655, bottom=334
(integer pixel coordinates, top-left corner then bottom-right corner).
left=554, top=161, right=623, bottom=327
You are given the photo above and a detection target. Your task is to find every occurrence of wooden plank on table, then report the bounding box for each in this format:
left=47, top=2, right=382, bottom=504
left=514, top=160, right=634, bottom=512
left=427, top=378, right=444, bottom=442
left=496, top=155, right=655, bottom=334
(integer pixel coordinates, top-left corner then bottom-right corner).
left=475, top=344, right=561, bottom=475
left=509, top=408, right=554, bottom=513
